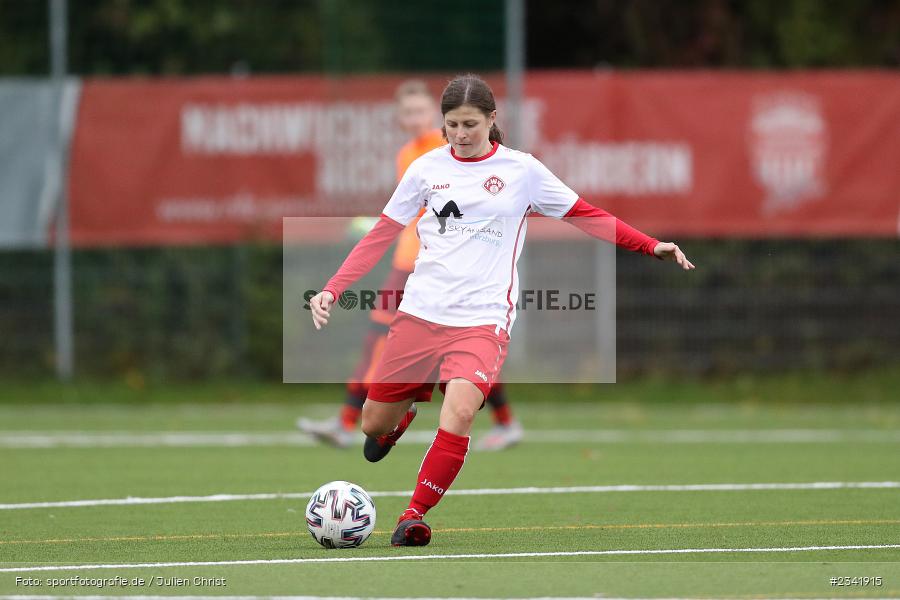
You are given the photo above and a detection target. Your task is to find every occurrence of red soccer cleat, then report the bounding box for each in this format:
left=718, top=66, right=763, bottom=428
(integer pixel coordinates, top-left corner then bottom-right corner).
left=391, top=509, right=431, bottom=546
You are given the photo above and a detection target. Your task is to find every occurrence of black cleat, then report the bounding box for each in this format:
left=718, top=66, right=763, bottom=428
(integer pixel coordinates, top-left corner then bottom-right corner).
left=363, top=435, right=391, bottom=462
left=363, top=404, right=417, bottom=463
left=391, top=519, right=432, bottom=546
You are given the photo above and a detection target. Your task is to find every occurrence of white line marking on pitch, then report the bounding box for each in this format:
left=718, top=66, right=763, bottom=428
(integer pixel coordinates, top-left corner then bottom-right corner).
left=1, top=544, right=898, bottom=573
left=0, top=596, right=740, bottom=600
left=0, top=597, right=870, bottom=600
left=0, top=481, right=897, bottom=511
left=1, top=429, right=899, bottom=448
left=0, top=597, right=642, bottom=600
left=0, top=595, right=716, bottom=600
left=0, top=597, right=652, bottom=600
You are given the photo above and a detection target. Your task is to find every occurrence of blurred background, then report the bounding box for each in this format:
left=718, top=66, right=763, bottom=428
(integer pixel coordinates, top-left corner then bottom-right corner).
left=0, top=0, right=898, bottom=389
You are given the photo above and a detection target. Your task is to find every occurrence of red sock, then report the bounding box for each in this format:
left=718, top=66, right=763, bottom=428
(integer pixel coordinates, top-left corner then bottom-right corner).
left=339, top=405, right=361, bottom=431
left=407, top=428, right=469, bottom=517
left=491, top=403, right=512, bottom=426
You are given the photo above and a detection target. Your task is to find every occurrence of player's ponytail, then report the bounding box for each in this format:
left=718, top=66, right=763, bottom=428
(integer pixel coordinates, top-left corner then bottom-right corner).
left=488, top=122, right=504, bottom=145
left=441, top=73, right=506, bottom=146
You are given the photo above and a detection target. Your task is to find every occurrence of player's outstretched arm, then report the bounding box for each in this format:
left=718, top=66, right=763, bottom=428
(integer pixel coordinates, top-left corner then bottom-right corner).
left=653, top=242, right=695, bottom=270
left=310, top=291, right=335, bottom=330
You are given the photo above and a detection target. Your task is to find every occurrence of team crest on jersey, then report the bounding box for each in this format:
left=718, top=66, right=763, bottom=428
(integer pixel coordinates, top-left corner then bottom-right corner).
left=483, top=175, right=505, bottom=196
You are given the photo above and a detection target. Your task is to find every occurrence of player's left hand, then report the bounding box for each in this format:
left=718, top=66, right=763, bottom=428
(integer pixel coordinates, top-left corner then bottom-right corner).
left=653, top=242, right=695, bottom=270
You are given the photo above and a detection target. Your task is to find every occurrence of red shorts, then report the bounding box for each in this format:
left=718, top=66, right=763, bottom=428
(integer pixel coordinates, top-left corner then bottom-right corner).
left=368, top=312, right=510, bottom=403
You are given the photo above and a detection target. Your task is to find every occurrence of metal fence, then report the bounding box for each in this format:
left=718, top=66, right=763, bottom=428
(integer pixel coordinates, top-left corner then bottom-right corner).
left=2, top=238, right=897, bottom=380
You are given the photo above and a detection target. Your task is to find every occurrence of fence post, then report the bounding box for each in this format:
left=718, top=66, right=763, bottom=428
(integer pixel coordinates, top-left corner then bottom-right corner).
left=51, top=0, right=73, bottom=380
left=505, top=0, right=525, bottom=149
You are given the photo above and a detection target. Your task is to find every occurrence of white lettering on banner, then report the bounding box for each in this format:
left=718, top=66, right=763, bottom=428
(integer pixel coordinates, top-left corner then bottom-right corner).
left=317, top=148, right=397, bottom=196
left=179, top=99, right=547, bottom=202
left=181, top=102, right=406, bottom=155
left=156, top=193, right=318, bottom=223
left=542, top=139, right=693, bottom=195
left=180, top=101, right=405, bottom=198
left=182, top=104, right=319, bottom=154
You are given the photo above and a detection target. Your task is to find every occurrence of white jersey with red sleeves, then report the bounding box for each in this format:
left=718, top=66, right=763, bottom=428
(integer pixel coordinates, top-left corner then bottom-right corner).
left=381, top=142, right=578, bottom=334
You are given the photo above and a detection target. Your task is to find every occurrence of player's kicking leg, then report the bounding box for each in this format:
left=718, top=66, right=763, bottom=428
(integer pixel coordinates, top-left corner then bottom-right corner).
left=361, top=397, right=417, bottom=463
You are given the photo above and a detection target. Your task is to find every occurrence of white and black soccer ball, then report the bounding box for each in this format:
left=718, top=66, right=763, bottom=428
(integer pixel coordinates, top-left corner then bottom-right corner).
left=305, top=480, right=376, bottom=549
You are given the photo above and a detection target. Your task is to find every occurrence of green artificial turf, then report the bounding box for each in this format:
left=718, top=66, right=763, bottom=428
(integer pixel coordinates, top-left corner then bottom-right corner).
left=1, top=385, right=899, bottom=597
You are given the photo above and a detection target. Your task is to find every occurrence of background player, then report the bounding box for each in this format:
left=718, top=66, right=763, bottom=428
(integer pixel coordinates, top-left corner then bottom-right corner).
left=297, top=79, right=523, bottom=451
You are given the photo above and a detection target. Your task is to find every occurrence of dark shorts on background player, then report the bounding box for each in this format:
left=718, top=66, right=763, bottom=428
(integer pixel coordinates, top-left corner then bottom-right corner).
left=368, top=311, right=509, bottom=403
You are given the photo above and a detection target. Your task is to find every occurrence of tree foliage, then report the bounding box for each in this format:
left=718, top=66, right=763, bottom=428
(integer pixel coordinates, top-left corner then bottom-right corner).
left=0, top=0, right=896, bottom=76
left=528, top=0, right=900, bottom=69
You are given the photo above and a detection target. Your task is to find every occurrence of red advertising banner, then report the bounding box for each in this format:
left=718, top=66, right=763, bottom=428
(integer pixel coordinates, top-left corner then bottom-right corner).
left=68, top=72, right=900, bottom=246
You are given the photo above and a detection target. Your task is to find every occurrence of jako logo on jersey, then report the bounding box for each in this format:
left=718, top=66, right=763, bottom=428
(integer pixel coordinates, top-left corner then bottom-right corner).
left=432, top=183, right=450, bottom=190
left=433, top=200, right=464, bottom=234
left=420, top=478, right=445, bottom=495
left=483, top=175, right=505, bottom=196
left=474, top=369, right=488, bottom=382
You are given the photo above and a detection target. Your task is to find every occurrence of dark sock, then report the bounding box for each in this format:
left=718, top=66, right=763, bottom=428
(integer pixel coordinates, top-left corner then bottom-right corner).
left=486, top=384, right=512, bottom=425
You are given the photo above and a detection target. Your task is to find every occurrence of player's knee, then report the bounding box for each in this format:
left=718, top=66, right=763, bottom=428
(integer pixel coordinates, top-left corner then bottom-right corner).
left=360, top=414, right=382, bottom=437
left=445, top=399, right=478, bottom=429
left=360, top=409, right=392, bottom=437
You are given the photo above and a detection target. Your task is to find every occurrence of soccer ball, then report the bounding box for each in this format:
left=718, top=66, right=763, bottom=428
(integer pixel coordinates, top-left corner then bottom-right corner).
left=305, top=480, right=376, bottom=549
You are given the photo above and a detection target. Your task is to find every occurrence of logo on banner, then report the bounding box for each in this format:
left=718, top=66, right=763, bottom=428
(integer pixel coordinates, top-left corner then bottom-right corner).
left=749, top=92, right=828, bottom=214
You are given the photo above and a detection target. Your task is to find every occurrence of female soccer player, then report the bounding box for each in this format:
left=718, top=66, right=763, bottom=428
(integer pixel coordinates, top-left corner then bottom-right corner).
left=297, top=79, right=524, bottom=450
left=308, top=74, right=694, bottom=547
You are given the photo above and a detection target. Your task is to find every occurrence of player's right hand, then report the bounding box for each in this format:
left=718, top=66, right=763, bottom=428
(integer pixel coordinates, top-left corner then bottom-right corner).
left=653, top=242, right=695, bottom=271
left=310, top=291, right=335, bottom=330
